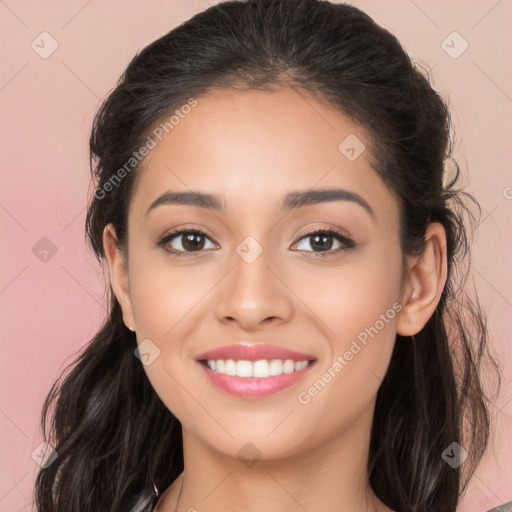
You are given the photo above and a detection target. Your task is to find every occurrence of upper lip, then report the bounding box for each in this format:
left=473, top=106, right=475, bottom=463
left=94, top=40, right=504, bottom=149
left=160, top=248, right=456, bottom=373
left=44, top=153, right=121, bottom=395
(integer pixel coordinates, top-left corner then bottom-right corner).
left=196, top=343, right=316, bottom=362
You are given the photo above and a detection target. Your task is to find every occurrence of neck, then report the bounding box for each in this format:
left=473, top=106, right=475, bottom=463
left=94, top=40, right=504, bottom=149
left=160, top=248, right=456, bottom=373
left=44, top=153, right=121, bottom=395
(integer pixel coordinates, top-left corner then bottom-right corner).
left=156, top=405, right=391, bottom=512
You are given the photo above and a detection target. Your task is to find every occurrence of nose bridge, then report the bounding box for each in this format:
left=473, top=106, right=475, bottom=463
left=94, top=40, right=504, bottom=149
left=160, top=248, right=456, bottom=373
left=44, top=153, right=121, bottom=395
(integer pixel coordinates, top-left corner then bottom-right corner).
left=213, top=234, right=293, bottom=328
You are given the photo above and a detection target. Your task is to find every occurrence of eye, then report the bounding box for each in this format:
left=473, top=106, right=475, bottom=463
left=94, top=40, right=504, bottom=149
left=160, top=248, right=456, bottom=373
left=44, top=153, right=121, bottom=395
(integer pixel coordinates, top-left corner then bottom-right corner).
left=292, top=227, right=355, bottom=256
left=156, top=228, right=217, bottom=257
left=156, top=226, right=355, bottom=258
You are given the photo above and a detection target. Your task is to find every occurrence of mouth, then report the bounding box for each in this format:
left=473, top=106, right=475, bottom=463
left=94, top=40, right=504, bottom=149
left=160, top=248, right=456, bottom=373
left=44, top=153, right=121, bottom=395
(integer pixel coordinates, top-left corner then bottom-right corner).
left=195, top=344, right=317, bottom=399
left=199, top=358, right=313, bottom=377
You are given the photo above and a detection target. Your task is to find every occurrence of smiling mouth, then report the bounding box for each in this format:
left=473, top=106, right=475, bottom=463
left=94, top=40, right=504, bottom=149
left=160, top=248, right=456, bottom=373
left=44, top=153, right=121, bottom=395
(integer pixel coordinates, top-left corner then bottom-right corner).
left=199, top=358, right=315, bottom=378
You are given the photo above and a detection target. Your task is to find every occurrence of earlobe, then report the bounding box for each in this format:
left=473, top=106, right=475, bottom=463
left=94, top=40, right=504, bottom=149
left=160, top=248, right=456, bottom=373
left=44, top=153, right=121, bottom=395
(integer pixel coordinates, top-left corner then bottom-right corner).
left=102, top=223, right=136, bottom=331
left=396, top=222, right=448, bottom=337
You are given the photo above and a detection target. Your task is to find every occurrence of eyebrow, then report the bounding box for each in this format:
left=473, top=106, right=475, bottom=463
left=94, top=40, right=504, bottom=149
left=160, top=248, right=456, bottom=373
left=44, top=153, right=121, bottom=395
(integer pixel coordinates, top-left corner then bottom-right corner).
left=145, top=188, right=374, bottom=217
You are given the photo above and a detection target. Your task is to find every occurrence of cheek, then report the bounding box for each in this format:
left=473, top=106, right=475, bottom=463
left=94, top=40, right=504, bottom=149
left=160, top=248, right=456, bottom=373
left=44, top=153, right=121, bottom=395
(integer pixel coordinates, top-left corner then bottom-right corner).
left=298, top=241, right=402, bottom=398
left=297, top=240, right=403, bottom=345
left=128, top=251, right=214, bottom=341
left=291, top=267, right=401, bottom=445
left=126, top=252, right=221, bottom=419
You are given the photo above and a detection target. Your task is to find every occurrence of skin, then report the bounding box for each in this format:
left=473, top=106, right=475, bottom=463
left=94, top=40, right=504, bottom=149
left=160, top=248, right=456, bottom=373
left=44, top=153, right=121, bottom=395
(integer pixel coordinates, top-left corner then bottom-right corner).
left=103, top=87, right=447, bottom=512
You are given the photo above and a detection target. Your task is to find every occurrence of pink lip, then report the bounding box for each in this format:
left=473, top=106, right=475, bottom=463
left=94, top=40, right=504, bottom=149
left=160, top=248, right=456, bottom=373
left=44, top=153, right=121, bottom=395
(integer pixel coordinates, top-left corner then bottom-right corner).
left=195, top=343, right=317, bottom=399
left=198, top=361, right=315, bottom=399
left=196, top=343, right=316, bottom=362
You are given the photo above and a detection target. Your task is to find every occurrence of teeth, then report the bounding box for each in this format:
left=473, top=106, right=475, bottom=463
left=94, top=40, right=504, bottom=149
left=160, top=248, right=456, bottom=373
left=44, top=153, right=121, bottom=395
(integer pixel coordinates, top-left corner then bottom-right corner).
left=225, top=359, right=236, bottom=376
left=253, top=360, right=269, bottom=377
left=205, top=359, right=310, bottom=377
left=283, top=360, right=295, bottom=373
left=236, top=360, right=253, bottom=377
left=294, top=361, right=305, bottom=371
left=269, top=359, right=282, bottom=376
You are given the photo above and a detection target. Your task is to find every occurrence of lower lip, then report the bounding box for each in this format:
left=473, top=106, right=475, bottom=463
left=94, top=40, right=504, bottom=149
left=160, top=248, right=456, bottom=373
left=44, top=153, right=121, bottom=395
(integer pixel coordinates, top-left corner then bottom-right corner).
left=198, top=362, right=314, bottom=399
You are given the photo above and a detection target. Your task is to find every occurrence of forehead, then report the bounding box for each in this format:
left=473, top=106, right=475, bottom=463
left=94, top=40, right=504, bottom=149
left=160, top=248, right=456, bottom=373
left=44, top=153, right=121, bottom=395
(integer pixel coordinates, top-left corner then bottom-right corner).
left=130, top=87, right=397, bottom=221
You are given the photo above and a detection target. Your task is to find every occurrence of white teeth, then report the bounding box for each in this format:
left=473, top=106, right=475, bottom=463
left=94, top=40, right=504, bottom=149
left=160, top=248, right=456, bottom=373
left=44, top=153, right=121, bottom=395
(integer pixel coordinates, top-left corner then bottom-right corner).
left=269, top=359, right=283, bottom=376
left=225, top=359, right=237, bottom=376
left=236, top=360, right=253, bottom=377
left=205, top=358, right=311, bottom=378
left=283, top=360, right=295, bottom=373
left=295, top=360, right=308, bottom=371
left=253, top=360, right=270, bottom=378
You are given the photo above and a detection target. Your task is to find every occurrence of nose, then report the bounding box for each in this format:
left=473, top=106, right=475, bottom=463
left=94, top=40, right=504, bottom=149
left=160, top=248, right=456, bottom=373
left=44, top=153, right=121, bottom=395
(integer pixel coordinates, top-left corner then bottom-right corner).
left=213, top=244, right=294, bottom=331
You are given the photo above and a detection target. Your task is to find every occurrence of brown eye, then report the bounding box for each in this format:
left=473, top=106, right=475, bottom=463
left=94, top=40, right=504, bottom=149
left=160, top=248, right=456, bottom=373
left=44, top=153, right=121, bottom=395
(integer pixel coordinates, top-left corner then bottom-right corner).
left=294, top=228, right=355, bottom=255
left=180, top=232, right=207, bottom=251
left=157, top=229, right=217, bottom=256
left=304, top=232, right=335, bottom=251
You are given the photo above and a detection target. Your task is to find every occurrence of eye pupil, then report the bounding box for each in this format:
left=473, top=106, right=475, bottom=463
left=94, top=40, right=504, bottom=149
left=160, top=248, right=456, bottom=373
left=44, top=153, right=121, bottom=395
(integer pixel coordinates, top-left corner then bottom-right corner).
left=182, top=232, right=205, bottom=251
left=310, top=233, right=333, bottom=251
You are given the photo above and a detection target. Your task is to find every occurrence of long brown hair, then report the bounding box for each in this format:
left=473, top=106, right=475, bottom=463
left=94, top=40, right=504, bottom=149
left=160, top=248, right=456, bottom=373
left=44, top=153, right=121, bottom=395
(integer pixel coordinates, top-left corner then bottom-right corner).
left=34, top=1, right=501, bottom=510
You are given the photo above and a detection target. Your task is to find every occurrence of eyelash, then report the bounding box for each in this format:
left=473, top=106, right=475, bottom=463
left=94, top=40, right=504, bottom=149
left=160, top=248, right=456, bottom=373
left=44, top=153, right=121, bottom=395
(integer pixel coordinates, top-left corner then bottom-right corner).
left=155, top=226, right=355, bottom=259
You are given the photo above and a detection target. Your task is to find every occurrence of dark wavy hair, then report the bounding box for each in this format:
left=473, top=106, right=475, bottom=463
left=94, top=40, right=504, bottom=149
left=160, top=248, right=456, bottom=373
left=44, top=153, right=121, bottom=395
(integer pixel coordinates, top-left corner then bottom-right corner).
left=34, top=1, right=501, bottom=511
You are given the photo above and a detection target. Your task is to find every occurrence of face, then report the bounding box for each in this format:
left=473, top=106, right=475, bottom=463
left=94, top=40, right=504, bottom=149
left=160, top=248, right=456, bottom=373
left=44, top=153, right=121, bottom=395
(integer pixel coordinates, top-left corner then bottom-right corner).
left=108, top=87, right=410, bottom=462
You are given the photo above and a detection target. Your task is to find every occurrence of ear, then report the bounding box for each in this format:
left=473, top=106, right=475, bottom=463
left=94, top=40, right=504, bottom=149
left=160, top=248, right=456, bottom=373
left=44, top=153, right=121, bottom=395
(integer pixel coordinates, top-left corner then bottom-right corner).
left=397, top=222, right=448, bottom=336
left=103, top=223, right=136, bottom=331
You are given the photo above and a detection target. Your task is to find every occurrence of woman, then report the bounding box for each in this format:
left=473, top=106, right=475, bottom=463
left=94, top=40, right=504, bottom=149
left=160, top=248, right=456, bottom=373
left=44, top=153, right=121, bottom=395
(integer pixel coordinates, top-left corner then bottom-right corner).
left=34, top=0, right=501, bottom=511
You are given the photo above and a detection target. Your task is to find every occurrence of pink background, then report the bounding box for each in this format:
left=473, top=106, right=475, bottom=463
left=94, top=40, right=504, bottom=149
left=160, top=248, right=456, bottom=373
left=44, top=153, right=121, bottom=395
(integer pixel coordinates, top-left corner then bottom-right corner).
left=0, top=1, right=510, bottom=510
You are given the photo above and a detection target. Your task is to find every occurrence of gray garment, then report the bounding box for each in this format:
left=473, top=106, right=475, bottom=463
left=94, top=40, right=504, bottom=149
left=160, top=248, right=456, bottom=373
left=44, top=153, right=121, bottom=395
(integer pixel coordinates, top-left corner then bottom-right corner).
left=487, top=502, right=512, bottom=512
